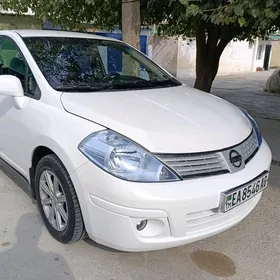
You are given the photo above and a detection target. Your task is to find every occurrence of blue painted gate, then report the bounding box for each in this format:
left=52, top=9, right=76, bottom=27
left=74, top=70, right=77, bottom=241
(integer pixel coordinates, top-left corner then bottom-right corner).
left=95, top=32, right=147, bottom=73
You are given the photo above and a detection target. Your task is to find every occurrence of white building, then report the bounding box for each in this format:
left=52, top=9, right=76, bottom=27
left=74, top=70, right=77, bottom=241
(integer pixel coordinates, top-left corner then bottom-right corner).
left=149, top=36, right=272, bottom=79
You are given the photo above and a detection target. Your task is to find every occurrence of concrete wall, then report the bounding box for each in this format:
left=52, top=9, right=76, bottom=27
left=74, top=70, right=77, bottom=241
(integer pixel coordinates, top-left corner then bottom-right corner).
left=218, top=40, right=255, bottom=74
left=0, top=14, right=41, bottom=29
left=176, top=38, right=269, bottom=79
left=270, top=41, right=280, bottom=68
left=176, top=37, right=196, bottom=78
left=151, top=36, right=269, bottom=79
left=149, top=36, right=178, bottom=76
left=0, top=8, right=34, bottom=15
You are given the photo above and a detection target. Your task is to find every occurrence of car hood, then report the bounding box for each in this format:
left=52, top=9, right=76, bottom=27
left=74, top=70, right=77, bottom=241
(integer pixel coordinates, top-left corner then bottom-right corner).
left=60, top=85, right=252, bottom=153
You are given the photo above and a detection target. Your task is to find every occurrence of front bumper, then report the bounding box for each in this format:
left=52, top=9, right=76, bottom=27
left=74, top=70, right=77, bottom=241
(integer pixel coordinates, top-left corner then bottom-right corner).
left=71, top=140, right=272, bottom=252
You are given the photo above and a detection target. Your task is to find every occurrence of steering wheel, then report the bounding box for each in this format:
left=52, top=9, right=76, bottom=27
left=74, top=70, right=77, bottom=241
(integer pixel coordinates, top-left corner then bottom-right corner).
left=102, top=72, right=121, bottom=80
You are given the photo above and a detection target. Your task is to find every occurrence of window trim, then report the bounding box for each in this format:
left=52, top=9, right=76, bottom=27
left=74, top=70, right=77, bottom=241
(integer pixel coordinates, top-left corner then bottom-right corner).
left=0, top=35, right=41, bottom=100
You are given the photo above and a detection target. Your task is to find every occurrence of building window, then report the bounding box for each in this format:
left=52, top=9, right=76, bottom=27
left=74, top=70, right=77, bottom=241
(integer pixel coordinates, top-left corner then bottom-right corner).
left=257, top=45, right=263, bottom=60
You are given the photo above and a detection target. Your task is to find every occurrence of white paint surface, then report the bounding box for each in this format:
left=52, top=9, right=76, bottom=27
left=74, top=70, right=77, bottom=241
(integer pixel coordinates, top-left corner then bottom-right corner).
left=0, top=29, right=272, bottom=252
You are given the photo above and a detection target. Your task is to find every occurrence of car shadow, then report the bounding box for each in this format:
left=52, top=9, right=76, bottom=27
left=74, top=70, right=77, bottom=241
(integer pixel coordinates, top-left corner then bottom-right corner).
left=0, top=213, right=75, bottom=280
left=83, top=237, right=123, bottom=253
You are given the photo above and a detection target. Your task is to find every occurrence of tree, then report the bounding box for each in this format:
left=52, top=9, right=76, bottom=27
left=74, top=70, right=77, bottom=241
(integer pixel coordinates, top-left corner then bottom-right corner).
left=1, top=0, right=141, bottom=47
left=122, top=0, right=141, bottom=50
left=144, top=0, right=280, bottom=92
left=122, top=0, right=141, bottom=75
left=2, top=0, right=280, bottom=92
left=1, top=0, right=141, bottom=74
left=1, top=0, right=121, bottom=31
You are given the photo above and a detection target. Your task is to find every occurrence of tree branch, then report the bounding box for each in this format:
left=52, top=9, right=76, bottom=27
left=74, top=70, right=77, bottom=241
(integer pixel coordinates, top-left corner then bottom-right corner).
left=195, top=24, right=207, bottom=60
left=216, top=26, right=239, bottom=57
left=206, top=25, right=221, bottom=59
left=195, top=24, right=206, bottom=46
left=195, top=24, right=207, bottom=77
left=216, top=38, right=231, bottom=57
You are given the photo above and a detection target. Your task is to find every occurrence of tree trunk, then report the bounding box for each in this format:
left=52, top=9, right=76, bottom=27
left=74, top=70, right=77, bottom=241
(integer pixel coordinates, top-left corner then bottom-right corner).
left=194, top=69, right=216, bottom=93
left=194, top=25, right=231, bottom=93
left=122, top=0, right=141, bottom=75
left=194, top=56, right=220, bottom=93
left=122, top=0, right=141, bottom=49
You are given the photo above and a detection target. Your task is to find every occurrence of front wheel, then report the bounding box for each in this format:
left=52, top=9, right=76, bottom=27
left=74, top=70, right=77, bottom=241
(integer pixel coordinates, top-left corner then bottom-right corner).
left=35, top=154, right=87, bottom=243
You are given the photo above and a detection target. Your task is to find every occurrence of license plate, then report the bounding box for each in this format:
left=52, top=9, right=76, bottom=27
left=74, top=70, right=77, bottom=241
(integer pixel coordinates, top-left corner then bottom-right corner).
left=220, top=171, right=269, bottom=213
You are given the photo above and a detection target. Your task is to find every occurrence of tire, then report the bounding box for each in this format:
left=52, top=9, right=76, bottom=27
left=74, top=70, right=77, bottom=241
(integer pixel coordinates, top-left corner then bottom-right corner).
left=34, top=154, right=87, bottom=243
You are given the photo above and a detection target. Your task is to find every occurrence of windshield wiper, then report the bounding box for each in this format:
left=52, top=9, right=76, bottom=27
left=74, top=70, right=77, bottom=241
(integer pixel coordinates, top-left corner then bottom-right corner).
left=110, top=79, right=180, bottom=90
left=150, top=79, right=181, bottom=87
left=55, top=78, right=181, bottom=92
left=55, top=83, right=110, bottom=92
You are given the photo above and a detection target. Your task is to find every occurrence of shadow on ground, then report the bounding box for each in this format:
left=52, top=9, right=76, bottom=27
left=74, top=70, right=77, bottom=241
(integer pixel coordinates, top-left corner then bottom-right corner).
left=0, top=213, right=74, bottom=280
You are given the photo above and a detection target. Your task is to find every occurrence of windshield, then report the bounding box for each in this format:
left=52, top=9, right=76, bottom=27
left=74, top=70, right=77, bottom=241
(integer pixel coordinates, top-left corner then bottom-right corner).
left=23, top=36, right=181, bottom=92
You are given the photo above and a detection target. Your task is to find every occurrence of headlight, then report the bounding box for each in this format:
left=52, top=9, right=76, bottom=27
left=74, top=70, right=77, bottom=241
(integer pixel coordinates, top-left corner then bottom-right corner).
left=240, top=108, right=262, bottom=146
left=78, top=129, right=181, bottom=182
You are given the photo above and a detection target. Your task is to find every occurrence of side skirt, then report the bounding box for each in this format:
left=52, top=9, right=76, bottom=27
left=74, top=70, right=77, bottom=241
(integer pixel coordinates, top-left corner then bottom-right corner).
left=0, top=157, right=36, bottom=204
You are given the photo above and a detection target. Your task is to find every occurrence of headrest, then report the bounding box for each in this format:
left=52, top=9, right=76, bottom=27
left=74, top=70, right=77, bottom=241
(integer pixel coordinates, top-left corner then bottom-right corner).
left=9, top=57, right=25, bottom=75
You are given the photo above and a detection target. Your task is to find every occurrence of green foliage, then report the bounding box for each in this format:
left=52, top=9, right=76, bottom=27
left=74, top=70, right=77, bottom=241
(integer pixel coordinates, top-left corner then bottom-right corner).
left=1, top=0, right=122, bottom=30
left=1, top=0, right=280, bottom=41
left=1, top=0, right=280, bottom=91
left=148, top=0, right=280, bottom=41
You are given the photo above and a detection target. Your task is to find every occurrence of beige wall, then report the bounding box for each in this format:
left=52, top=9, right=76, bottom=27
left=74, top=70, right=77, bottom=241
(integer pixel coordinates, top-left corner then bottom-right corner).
left=177, top=37, right=196, bottom=78
left=219, top=40, right=255, bottom=73
left=176, top=38, right=258, bottom=79
left=0, top=14, right=41, bottom=30
left=149, top=36, right=178, bottom=76
left=152, top=36, right=269, bottom=79
left=270, top=41, right=280, bottom=68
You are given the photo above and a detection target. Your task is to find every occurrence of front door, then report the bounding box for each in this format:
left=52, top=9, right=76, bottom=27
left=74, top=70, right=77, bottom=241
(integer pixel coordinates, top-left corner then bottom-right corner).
left=0, top=36, right=39, bottom=178
left=263, top=44, right=272, bottom=71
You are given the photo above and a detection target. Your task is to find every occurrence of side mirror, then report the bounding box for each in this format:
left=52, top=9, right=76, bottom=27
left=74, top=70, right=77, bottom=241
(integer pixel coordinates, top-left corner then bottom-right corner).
left=0, top=75, right=25, bottom=109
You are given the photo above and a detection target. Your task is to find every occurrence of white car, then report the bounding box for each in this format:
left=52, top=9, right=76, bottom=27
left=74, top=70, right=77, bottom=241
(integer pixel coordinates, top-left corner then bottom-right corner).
left=0, top=30, right=272, bottom=252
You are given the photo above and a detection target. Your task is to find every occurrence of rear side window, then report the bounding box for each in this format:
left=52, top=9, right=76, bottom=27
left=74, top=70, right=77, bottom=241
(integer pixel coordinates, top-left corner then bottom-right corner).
left=0, top=37, right=39, bottom=97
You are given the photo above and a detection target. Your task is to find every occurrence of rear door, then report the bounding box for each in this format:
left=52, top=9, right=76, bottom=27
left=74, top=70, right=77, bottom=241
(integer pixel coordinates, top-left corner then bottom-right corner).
left=0, top=35, right=40, bottom=178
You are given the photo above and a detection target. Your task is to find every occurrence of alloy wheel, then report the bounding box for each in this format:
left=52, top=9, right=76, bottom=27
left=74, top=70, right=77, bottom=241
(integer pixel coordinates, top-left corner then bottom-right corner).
left=39, top=170, right=68, bottom=231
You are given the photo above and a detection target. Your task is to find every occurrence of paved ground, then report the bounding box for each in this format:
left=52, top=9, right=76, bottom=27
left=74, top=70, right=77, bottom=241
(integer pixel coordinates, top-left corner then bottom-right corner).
left=0, top=165, right=279, bottom=280
left=0, top=71, right=279, bottom=280
left=183, top=71, right=280, bottom=162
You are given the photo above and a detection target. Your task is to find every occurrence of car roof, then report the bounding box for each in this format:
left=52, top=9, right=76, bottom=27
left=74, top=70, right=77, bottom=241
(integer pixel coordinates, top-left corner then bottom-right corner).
left=0, top=29, right=118, bottom=41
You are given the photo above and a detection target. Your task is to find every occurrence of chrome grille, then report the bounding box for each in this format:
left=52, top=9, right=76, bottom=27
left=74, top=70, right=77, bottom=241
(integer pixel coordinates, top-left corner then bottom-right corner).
left=240, top=131, right=259, bottom=163
left=157, top=153, right=228, bottom=178
left=156, top=130, right=259, bottom=179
